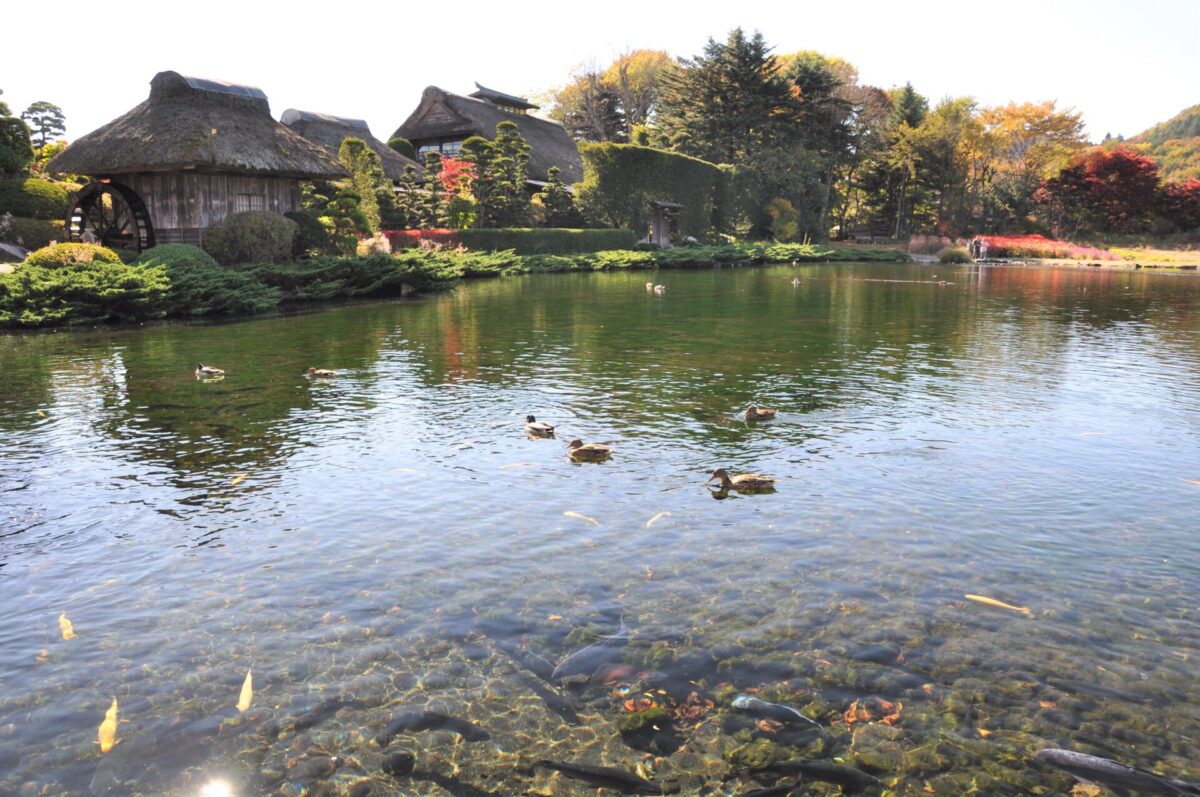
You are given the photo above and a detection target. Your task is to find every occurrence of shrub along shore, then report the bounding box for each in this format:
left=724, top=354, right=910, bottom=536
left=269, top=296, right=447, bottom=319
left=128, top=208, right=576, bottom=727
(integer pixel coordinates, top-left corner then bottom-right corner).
left=0, top=241, right=908, bottom=330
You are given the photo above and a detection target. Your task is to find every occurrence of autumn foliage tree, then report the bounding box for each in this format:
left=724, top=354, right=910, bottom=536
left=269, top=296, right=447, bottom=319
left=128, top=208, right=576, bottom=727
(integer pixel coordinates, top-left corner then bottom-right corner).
left=1158, top=178, right=1200, bottom=231
left=1037, top=147, right=1161, bottom=235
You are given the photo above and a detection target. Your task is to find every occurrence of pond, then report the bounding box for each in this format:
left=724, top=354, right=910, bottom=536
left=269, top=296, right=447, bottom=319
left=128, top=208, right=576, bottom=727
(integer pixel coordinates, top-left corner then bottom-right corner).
left=1, top=262, right=1199, bottom=796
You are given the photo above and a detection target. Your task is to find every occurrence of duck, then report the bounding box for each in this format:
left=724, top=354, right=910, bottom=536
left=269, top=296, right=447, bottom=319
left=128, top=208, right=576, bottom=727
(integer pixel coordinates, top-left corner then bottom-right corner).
left=653, top=284, right=666, bottom=295
left=645, top=282, right=655, bottom=291
left=195, top=363, right=225, bottom=378
left=791, top=277, right=801, bottom=286
left=707, top=468, right=776, bottom=492
left=306, top=368, right=336, bottom=378
left=567, top=438, right=613, bottom=462
left=525, top=415, right=555, bottom=436
left=744, top=404, right=778, bottom=421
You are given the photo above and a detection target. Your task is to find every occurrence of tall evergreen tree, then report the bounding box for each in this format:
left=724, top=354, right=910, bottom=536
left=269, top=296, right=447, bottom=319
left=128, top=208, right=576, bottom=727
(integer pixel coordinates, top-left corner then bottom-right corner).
left=20, top=101, right=66, bottom=148
left=0, top=89, right=34, bottom=177
left=338, top=138, right=397, bottom=233
left=536, top=166, right=581, bottom=227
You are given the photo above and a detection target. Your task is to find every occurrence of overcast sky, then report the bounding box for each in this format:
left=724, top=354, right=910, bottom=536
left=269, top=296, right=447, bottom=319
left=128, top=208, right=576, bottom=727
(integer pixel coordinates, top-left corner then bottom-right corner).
left=4, top=0, right=1196, bottom=144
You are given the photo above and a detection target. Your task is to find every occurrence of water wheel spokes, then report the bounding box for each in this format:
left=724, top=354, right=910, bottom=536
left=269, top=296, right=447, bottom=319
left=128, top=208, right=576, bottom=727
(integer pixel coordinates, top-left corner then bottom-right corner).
left=67, top=181, right=155, bottom=252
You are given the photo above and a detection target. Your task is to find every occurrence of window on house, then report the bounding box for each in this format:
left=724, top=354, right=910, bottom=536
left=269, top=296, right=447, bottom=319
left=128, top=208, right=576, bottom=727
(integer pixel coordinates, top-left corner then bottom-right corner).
left=234, top=194, right=265, bottom=213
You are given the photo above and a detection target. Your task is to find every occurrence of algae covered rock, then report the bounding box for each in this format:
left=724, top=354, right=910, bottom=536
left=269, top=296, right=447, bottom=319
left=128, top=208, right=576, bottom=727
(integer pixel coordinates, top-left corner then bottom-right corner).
left=851, top=722, right=904, bottom=772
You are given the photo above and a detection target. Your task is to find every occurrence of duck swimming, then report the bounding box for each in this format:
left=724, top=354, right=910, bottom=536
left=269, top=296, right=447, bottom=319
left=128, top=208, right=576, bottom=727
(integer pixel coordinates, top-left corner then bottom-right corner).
left=306, top=368, right=336, bottom=378
left=653, top=284, right=666, bottom=295
left=526, top=415, right=555, bottom=436
left=195, top=363, right=224, bottom=378
left=744, top=404, right=778, bottom=421
left=567, top=439, right=613, bottom=462
left=707, top=468, right=776, bottom=492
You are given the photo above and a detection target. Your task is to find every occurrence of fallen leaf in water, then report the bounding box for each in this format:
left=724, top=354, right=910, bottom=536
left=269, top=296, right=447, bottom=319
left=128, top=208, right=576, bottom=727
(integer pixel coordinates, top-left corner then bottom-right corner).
left=1072, top=784, right=1103, bottom=797
left=98, top=697, right=118, bottom=753
left=624, top=696, right=656, bottom=713
left=563, top=511, right=599, bottom=526
left=844, top=697, right=902, bottom=726
left=37, top=411, right=46, bottom=418
left=36, top=649, right=50, bottom=664
left=1038, top=700, right=1056, bottom=709
left=58, top=613, right=76, bottom=640
left=977, top=728, right=993, bottom=738
left=755, top=718, right=784, bottom=734
left=236, top=668, right=253, bottom=713
left=547, top=614, right=563, bottom=621
left=1181, top=478, right=1200, bottom=486
left=644, top=566, right=654, bottom=580
left=965, top=594, right=1032, bottom=616
left=645, top=511, right=671, bottom=528
left=230, top=473, right=248, bottom=487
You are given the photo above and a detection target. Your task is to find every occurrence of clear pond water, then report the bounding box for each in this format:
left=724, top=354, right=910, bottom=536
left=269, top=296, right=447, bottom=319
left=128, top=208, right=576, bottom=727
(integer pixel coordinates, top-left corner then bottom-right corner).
left=1, top=262, right=1199, bottom=796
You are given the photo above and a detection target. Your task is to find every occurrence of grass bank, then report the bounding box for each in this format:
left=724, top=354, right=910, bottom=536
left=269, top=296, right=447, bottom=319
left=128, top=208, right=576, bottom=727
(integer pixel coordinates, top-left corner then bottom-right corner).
left=0, top=242, right=908, bottom=330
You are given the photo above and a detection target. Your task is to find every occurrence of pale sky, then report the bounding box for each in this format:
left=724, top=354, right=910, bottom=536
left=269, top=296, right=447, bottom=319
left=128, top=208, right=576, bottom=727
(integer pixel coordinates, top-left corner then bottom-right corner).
left=3, top=0, right=1196, bottom=144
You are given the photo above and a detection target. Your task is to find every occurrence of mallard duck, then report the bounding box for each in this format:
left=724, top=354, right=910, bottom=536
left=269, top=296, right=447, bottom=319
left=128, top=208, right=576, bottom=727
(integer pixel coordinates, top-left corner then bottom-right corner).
left=567, top=438, right=612, bottom=462
left=306, top=368, right=336, bottom=378
left=744, top=404, right=778, bottom=421
left=707, top=468, right=776, bottom=492
left=196, top=363, right=224, bottom=378
left=525, top=415, right=555, bottom=436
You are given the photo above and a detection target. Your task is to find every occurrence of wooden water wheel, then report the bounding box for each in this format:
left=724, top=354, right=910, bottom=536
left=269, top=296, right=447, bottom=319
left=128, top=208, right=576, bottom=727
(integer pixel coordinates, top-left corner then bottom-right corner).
left=67, top=180, right=155, bottom=252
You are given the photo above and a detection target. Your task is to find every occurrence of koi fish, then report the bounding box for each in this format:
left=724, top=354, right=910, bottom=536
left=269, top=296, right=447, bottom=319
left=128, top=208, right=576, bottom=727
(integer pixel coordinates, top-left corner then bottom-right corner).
left=645, top=511, right=671, bottom=528
left=59, top=612, right=77, bottom=640
left=965, top=594, right=1032, bottom=616
left=564, top=511, right=600, bottom=526
left=98, top=697, right=119, bottom=753
left=236, top=669, right=252, bottom=713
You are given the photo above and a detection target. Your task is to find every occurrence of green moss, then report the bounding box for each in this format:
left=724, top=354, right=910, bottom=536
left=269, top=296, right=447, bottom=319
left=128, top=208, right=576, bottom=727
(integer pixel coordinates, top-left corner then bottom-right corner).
left=618, top=706, right=669, bottom=734
left=726, top=737, right=786, bottom=769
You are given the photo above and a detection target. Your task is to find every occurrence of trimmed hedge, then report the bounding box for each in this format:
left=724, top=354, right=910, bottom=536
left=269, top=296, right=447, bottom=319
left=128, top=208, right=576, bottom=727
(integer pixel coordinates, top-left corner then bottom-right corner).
left=5, top=217, right=65, bottom=249
left=0, top=260, right=169, bottom=327
left=575, top=143, right=732, bottom=240
left=136, top=244, right=280, bottom=317
left=0, top=178, right=75, bottom=220
left=284, top=210, right=332, bottom=257
left=457, top=228, right=636, bottom=254
left=25, top=242, right=122, bottom=268
left=203, top=211, right=298, bottom=265
left=242, top=253, right=460, bottom=302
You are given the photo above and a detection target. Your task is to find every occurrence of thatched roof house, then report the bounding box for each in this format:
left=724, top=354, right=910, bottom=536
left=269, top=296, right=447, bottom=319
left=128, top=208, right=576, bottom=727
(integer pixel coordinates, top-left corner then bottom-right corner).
left=47, top=71, right=346, bottom=250
left=281, top=109, right=420, bottom=182
left=392, top=84, right=583, bottom=186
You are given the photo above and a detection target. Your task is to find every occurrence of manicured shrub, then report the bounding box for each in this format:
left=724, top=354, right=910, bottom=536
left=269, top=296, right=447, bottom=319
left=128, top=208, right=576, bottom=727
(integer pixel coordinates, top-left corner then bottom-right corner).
left=136, top=243, right=280, bottom=317
left=937, top=246, right=972, bottom=263
left=0, top=177, right=74, bottom=219
left=244, top=253, right=460, bottom=302
left=387, top=137, right=416, bottom=160
left=0, top=260, right=169, bottom=327
left=456, top=228, right=636, bottom=254
left=111, top=248, right=139, bottom=264
left=202, top=211, right=298, bottom=265
left=4, top=217, right=64, bottom=249
left=24, top=242, right=121, bottom=268
left=284, top=210, right=332, bottom=257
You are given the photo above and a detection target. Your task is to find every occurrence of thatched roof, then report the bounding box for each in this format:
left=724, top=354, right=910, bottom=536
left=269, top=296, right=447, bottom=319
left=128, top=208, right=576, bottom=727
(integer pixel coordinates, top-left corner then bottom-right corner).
left=392, top=86, right=583, bottom=183
left=47, top=71, right=347, bottom=179
left=281, top=109, right=420, bottom=181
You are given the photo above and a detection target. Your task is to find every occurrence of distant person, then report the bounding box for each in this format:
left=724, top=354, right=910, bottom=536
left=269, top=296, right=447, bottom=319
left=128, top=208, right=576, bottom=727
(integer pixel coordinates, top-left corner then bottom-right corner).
left=979, top=238, right=989, bottom=260
left=969, top=238, right=980, bottom=259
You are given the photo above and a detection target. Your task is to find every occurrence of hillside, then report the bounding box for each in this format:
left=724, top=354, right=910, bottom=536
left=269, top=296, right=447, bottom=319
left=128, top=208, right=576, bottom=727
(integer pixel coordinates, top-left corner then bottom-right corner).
left=1129, top=104, right=1200, bottom=182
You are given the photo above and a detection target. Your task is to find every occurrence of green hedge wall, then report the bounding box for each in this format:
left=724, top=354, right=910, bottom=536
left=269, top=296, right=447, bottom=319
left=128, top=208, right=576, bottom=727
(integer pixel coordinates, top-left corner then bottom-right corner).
left=457, top=228, right=636, bottom=254
left=575, top=143, right=732, bottom=240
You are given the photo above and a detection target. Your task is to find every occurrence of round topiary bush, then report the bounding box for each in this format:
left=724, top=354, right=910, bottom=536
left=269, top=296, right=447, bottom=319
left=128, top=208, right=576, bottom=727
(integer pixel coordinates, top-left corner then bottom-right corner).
left=202, top=211, right=298, bottom=265
left=284, top=210, right=332, bottom=258
left=24, top=242, right=122, bottom=268
left=135, top=243, right=219, bottom=270
left=0, top=178, right=76, bottom=220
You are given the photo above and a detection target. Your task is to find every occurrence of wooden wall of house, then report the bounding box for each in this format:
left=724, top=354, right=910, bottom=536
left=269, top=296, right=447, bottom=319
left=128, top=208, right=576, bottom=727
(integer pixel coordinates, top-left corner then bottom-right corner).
left=119, top=173, right=302, bottom=241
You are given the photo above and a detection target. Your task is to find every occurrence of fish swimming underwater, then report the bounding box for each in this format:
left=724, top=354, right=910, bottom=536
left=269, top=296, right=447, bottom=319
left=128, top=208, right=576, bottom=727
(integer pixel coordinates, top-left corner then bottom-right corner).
left=742, top=759, right=881, bottom=793
left=375, top=710, right=491, bottom=746
left=732, top=695, right=821, bottom=729
left=535, top=759, right=663, bottom=794
left=551, top=616, right=630, bottom=682
left=1035, top=748, right=1200, bottom=796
